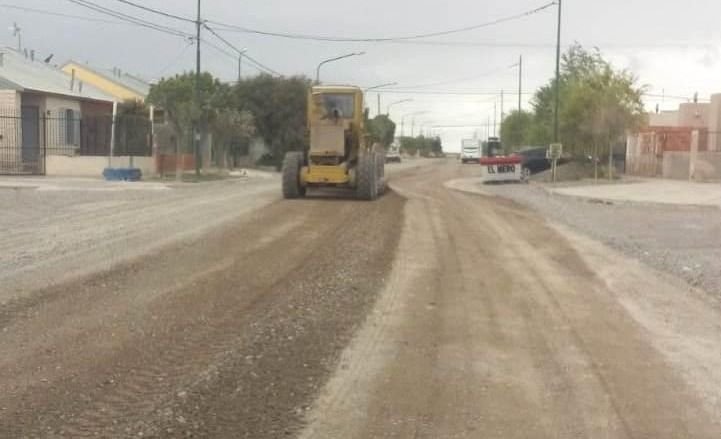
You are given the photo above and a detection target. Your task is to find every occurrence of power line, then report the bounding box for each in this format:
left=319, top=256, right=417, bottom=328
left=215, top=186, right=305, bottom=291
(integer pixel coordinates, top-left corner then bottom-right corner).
left=201, top=39, right=272, bottom=75
left=203, top=24, right=280, bottom=76
left=109, top=0, right=195, bottom=23
left=206, top=2, right=556, bottom=42
left=66, top=0, right=192, bottom=38
left=0, top=3, right=121, bottom=24
left=155, top=40, right=195, bottom=77
left=377, top=89, right=535, bottom=96
left=393, top=64, right=517, bottom=90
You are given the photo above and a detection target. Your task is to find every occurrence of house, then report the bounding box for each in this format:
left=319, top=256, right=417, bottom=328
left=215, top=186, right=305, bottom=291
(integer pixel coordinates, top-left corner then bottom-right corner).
left=0, top=48, right=155, bottom=176
left=626, top=96, right=721, bottom=180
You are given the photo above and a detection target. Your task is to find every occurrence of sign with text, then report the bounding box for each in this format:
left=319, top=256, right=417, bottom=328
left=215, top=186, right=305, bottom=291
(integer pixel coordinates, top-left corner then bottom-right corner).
left=479, top=156, right=523, bottom=183
left=548, top=143, right=563, bottom=160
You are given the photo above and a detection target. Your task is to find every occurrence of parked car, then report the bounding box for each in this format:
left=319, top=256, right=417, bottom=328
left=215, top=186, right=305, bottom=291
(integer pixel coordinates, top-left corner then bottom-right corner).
left=516, top=147, right=551, bottom=176
left=385, top=147, right=402, bottom=163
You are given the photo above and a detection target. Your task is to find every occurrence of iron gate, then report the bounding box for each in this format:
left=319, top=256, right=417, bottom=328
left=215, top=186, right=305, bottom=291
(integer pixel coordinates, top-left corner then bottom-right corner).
left=0, top=108, right=45, bottom=175
left=0, top=111, right=153, bottom=175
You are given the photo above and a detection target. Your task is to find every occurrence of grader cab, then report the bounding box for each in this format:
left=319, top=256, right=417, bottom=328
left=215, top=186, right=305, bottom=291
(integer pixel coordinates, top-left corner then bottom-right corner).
left=282, top=85, right=385, bottom=200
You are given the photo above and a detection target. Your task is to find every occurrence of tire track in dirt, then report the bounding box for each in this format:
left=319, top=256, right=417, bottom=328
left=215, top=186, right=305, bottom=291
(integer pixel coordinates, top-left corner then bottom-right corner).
left=0, top=189, right=405, bottom=438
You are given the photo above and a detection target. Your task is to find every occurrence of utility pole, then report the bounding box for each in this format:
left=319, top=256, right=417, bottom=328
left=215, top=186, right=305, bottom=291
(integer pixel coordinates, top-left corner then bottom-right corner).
left=194, top=0, right=202, bottom=177
left=238, top=54, right=242, bottom=82
left=12, top=23, right=21, bottom=51
left=500, top=90, right=504, bottom=140
left=377, top=94, right=381, bottom=117
left=411, top=117, right=416, bottom=137
left=518, top=55, right=523, bottom=113
left=553, top=0, right=562, bottom=143
left=493, top=102, right=497, bottom=137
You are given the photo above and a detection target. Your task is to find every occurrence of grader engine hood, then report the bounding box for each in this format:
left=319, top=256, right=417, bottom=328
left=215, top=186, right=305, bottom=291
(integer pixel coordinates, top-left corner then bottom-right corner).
left=310, top=124, right=346, bottom=156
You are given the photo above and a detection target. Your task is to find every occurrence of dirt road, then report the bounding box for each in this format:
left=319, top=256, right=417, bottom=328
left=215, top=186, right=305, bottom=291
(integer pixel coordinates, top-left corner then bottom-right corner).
left=301, top=163, right=721, bottom=438
left=2, top=161, right=721, bottom=438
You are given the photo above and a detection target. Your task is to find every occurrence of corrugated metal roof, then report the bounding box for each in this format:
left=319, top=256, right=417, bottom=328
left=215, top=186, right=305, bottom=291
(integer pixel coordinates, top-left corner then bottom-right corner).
left=63, top=61, right=151, bottom=97
left=0, top=48, right=115, bottom=102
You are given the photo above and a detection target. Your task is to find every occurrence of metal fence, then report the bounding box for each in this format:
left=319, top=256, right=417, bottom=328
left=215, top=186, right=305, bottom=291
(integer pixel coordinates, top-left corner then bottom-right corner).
left=0, top=110, right=152, bottom=175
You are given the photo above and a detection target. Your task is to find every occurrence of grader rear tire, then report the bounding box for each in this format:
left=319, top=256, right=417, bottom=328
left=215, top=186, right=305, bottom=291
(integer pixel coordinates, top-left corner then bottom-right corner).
left=356, top=153, right=378, bottom=201
left=282, top=151, right=306, bottom=199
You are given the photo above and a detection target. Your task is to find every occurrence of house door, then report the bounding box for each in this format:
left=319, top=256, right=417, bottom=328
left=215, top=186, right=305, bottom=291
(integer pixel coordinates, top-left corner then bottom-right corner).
left=20, top=105, right=44, bottom=174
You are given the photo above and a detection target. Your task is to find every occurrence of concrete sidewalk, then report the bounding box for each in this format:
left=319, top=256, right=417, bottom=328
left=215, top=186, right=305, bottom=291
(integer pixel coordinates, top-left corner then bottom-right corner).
left=550, top=179, right=721, bottom=207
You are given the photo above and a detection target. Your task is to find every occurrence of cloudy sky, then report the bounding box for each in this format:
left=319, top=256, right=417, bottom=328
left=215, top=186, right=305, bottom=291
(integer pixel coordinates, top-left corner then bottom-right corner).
left=2, top=0, right=721, bottom=151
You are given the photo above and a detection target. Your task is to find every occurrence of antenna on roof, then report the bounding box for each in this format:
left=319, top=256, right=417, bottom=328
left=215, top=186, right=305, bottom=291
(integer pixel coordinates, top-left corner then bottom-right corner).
left=44, top=54, right=54, bottom=64
left=10, top=22, right=21, bottom=51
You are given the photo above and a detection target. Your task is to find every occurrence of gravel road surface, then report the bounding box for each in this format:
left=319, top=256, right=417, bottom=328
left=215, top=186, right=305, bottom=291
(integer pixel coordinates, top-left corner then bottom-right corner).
left=0, top=176, right=279, bottom=301
left=2, top=161, right=721, bottom=438
left=475, top=181, right=721, bottom=297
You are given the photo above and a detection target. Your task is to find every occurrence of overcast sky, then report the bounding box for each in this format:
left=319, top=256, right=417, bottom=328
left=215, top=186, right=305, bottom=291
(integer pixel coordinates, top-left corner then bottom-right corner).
left=2, top=0, right=721, bottom=151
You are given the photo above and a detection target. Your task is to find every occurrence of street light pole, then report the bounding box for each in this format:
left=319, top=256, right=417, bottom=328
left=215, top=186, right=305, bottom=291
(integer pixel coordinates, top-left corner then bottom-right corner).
left=554, top=0, right=562, bottom=142
left=316, top=52, right=366, bottom=84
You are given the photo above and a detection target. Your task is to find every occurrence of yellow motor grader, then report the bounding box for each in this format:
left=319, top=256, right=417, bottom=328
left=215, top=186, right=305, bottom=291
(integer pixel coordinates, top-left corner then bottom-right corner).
left=282, top=85, right=385, bottom=200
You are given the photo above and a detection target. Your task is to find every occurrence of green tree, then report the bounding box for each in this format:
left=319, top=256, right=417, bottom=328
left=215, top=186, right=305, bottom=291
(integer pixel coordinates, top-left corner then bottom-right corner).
left=212, top=109, right=256, bottom=168
left=500, top=110, right=534, bottom=152
left=400, top=135, right=443, bottom=157
left=233, top=74, right=311, bottom=168
left=523, top=43, right=646, bottom=156
left=147, top=72, right=225, bottom=153
left=366, top=114, right=396, bottom=147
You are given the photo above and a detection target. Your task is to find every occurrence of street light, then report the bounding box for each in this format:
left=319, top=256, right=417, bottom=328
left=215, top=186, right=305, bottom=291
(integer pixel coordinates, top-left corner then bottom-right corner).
left=315, top=52, right=366, bottom=84
left=365, top=82, right=397, bottom=92
left=387, top=98, right=413, bottom=116
left=364, top=82, right=398, bottom=115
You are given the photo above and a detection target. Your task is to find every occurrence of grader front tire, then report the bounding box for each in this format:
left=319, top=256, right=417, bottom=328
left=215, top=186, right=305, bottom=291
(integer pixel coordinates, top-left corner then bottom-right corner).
left=356, top=154, right=378, bottom=201
left=282, top=152, right=306, bottom=199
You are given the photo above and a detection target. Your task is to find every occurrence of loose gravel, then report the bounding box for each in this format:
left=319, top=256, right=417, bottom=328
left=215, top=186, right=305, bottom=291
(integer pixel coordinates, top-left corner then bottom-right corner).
left=481, top=182, right=721, bottom=297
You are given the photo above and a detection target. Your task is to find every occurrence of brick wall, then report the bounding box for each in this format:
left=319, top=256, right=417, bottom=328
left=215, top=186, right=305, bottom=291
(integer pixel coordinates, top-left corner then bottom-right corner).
left=638, top=126, right=708, bottom=153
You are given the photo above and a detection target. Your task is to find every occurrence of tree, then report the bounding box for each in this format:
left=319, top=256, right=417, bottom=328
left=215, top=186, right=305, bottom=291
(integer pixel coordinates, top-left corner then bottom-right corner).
left=510, top=43, right=646, bottom=156
left=366, top=114, right=396, bottom=147
left=500, top=110, right=534, bottom=152
left=233, top=74, right=311, bottom=168
left=400, top=135, right=443, bottom=157
left=212, top=109, right=256, bottom=168
left=147, top=72, right=226, bottom=153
